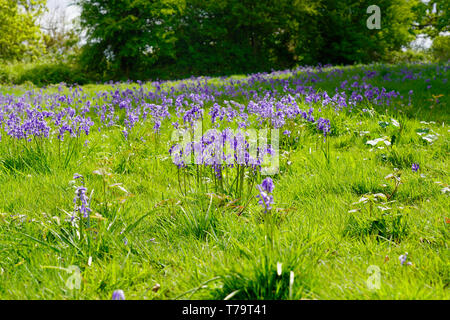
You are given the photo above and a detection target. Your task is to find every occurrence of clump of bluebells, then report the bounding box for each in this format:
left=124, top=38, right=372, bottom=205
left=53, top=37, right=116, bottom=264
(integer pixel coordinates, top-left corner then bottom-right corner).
left=72, top=173, right=91, bottom=220
left=411, top=163, right=419, bottom=172
left=316, top=117, right=331, bottom=137
left=256, top=177, right=275, bottom=213
left=399, top=252, right=412, bottom=266
left=169, top=128, right=274, bottom=199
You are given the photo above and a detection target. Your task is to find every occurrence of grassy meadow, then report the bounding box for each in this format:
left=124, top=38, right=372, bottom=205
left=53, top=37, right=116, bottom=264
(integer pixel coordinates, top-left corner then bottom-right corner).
left=0, top=62, right=448, bottom=300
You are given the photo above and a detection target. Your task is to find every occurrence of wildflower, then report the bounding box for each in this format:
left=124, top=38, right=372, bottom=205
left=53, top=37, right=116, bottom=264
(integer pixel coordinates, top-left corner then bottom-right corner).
left=74, top=186, right=91, bottom=218
left=277, top=262, right=282, bottom=276
left=261, top=177, right=274, bottom=193
left=412, top=163, right=419, bottom=172
left=399, top=252, right=412, bottom=266
left=316, top=117, right=331, bottom=137
left=73, top=173, right=83, bottom=180
left=256, top=189, right=274, bottom=212
left=256, top=177, right=275, bottom=212
left=112, top=290, right=126, bottom=300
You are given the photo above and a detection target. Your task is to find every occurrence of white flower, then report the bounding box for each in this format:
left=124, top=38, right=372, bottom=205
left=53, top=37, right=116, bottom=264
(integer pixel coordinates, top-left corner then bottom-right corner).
left=391, top=118, right=400, bottom=127
left=366, top=137, right=391, bottom=146
left=277, top=262, right=282, bottom=276
left=441, top=187, right=450, bottom=194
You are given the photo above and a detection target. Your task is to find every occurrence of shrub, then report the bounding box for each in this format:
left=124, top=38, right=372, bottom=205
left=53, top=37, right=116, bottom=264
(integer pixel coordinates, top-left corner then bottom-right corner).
left=431, top=35, right=450, bottom=62
left=0, top=68, right=10, bottom=83
left=386, top=49, right=429, bottom=64
left=0, top=63, right=20, bottom=84
left=17, top=63, right=89, bottom=86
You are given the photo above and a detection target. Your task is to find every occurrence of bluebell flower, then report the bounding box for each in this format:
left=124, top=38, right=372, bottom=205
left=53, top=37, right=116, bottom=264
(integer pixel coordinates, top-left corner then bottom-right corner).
left=261, top=177, right=274, bottom=193
left=256, top=187, right=274, bottom=212
left=112, top=290, right=125, bottom=300
left=399, top=252, right=412, bottom=266
left=74, top=185, right=91, bottom=218
left=256, top=177, right=275, bottom=212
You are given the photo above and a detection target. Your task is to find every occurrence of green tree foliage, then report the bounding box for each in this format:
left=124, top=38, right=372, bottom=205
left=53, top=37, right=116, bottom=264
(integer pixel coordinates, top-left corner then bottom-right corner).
left=0, top=0, right=46, bottom=62
left=76, top=0, right=179, bottom=79
left=76, top=0, right=320, bottom=78
left=431, top=35, right=450, bottom=61
left=77, top=0, right=427, bottom=79
left=306, top=0, right=419, bottom=64
left=412, top=0, right=449, bottom=38
left=167, top=0, right=320, bottom=76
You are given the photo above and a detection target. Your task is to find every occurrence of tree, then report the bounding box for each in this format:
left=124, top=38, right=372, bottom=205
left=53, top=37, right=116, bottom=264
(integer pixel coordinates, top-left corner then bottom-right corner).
left=76, top=0, right=425, bottom=79
left=166, top=0, right=320, bottom=76
left=76, top=0, right=320, bottom=78
left=412, top=0, right=449, bottom=38
left=306, top=0, right=419, bottom=64
left=76, top=0, right=179, bottom=79
left=0, top=0, right=46, bottom=62
left=170, top=0, right=422, bottom=71
left=40, top=4, right=80, bottom=61
left=431, top=35, right=450, bottom=61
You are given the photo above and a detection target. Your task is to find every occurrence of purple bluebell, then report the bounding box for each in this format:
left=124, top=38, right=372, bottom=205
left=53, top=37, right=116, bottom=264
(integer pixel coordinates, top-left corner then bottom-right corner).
left=112, top=290, right=126, bottom=300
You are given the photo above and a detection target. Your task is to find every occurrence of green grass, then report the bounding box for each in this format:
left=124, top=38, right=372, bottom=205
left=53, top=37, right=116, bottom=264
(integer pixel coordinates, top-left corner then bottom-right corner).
left=0, top=62, right=448, bottom=300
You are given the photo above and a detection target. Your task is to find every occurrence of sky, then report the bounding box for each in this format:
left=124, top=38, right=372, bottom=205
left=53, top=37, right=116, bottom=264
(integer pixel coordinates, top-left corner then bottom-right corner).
left=46, top=0, right=80, bottom=21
